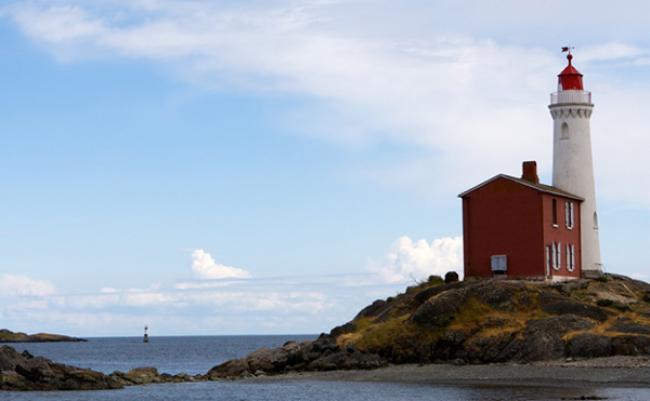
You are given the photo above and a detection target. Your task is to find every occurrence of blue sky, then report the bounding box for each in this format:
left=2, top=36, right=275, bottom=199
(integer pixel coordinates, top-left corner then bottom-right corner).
left=0, top=0, right=648, bottom=336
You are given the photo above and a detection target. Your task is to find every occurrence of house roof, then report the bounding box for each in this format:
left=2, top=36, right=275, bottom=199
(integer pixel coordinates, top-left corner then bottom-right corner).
left=458, top=174, right=584, bottom=201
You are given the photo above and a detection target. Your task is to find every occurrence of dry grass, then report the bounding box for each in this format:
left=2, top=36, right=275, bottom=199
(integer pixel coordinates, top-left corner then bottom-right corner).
left=345, top=314, right=444, bottom=353
left=336, top=275, right=650, bottom=359
left=447, top=298, right=491, bottom=330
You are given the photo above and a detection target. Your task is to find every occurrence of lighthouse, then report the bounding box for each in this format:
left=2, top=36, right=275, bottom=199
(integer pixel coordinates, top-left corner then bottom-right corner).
left=549, top=50, right=603, bottom=277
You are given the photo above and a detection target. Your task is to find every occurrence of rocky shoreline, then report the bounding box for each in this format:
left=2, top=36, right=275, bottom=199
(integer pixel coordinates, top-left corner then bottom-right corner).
left=207, top=335, right=385, bottom=379
left=0, top=345, right=208, bottom=391
left=0, top=346, right=120, bottom=391
left=207, top=274, right=650, bottom=379
left=4, top=340, right=650, bottom=392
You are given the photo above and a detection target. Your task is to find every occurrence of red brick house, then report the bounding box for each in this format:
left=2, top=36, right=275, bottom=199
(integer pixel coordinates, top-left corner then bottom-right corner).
left=459, top=161, right=582, bottom=281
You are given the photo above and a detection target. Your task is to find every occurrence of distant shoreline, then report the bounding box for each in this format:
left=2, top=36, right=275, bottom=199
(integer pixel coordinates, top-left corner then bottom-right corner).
left=0, top=329, right=86, bottom=343
left=247, top=357, right=650, bottom=388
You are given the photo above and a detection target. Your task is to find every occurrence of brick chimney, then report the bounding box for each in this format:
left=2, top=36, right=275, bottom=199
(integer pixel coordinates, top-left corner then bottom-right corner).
left=522, top=161, right=539, bottom=184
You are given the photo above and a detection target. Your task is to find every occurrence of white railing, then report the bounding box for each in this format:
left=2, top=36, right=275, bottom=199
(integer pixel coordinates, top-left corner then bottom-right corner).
left=550, top=90, right=592, bottom=105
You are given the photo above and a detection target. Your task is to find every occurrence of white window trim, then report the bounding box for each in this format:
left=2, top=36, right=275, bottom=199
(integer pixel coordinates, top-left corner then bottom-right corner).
left=565, top=201, right=574, bottom=230
left=552, top=242, right=561, bottom=271
left=572, top=244, right=575, bottom=271
left=566, top=244, right=575, bottom=272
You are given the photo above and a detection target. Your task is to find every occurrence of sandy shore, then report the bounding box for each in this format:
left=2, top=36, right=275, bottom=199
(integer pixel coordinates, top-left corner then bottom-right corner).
left=249, top=357, right=650, bottom=388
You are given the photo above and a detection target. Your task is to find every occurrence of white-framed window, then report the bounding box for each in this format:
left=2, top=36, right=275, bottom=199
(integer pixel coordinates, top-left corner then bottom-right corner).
left=545, top=245, right=552, bottom=275
left=565, top=201, right=575, bottom=230
left=552, top=242, right=562, bottom=271
left=566, top=244, right=576, bottom=272
left=491, top=255, right=507, bottom=273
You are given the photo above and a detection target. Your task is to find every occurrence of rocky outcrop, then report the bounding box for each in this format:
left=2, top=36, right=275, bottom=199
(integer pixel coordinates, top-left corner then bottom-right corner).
left=209, top=274, right=650, bottom=378
left=566, top=333, right=612, bottom=358
left=109, top=367, right=205, bottom=386
left=0, top=329, right=86, bottom=343
left=208, top=335, right=386, bottom=379
left=0, top=346, right=120, bottom=391
left=0, top=345, right=209, bottom=391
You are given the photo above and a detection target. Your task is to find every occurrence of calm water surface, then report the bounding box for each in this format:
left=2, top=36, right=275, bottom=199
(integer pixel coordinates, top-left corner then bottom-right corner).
left=5, top=335, right=314, bottom=375
left=1, top=381, right=649, bottom=401
left=2, top=336, right=649, bottom=401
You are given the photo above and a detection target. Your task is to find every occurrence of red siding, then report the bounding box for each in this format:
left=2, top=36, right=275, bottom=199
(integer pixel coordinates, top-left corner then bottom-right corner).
left=462, top=177, right=582, bottom=280
left=462, top=178, right=544, bottom=279
left=541, top=195, right=582, bottom=279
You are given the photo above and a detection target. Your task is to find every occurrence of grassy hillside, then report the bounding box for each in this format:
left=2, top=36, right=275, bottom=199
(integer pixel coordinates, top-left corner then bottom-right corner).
left=331, top=274, right=650, bottom=363
left=209, top=274, right=650, bottom=378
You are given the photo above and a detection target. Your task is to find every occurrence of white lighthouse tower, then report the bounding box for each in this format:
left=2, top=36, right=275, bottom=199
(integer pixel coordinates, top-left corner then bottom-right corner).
left=549, top=50, right=602, bottom=277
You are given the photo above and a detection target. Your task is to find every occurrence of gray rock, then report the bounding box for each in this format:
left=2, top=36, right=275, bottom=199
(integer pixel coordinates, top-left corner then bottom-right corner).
left=611, top=335, right=650, bottom=355
left=517, top=315, right=595, bottom=361
left=444, top=271, right=459, bottom=283
left=411, top=289, right=467, bottom=327
left=207, top=334, right=386, bottom=378
left=465, top=331, right=521, bottom=363
left=471, top=281, right=527, bottom=311
left=540, top=293, right=609, bottom=321
left=566, top=333, right=612, bottom=358
left=355, top=299, right=390, bottom=319
left=0, top=345, right=121, bottom=391
left=413, top=281, right=464, bottom=306
left=207, top=358, right=250, bottom=379
left=120, top=367, right=160, bottom=385
left=609, top=318, right=650, bottom=335
left=329, top=322, right=357, bottom=337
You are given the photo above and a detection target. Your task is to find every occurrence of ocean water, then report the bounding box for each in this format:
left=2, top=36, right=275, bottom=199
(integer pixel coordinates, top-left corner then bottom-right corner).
left=4, top=335, right=314, bottom=375
left=2, top=336, right=650, bottom=401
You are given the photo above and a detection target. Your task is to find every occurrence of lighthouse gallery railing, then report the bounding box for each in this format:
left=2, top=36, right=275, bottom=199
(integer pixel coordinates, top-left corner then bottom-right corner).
left=550, top=91, right=592, bottom=105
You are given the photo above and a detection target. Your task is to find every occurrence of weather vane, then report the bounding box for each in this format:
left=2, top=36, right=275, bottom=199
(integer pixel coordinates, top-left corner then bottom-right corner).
left=561, top=46, right=575, bottom=55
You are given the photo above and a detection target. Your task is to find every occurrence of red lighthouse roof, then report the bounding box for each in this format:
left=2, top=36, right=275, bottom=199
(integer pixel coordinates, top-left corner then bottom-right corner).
left=558, top=52, right=584, bottom=91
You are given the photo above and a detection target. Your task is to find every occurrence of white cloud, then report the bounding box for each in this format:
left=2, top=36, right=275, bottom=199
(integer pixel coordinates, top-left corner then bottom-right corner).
left=4, top=2, right=650, bottom=208
left=174, top=280, right=239, bottom=290
left=580, top=42, right=646, bottom=62
left=10, top=5, right=106, bottom=43
left=372, top=236, right=463, bottom=284
left=2, top=280, right=331, bottom=335
left=191, top=249, right=251, bottom=279
left=0, top=274, right=56, bottom=297
left=47, top=287, right=326, bottom=312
